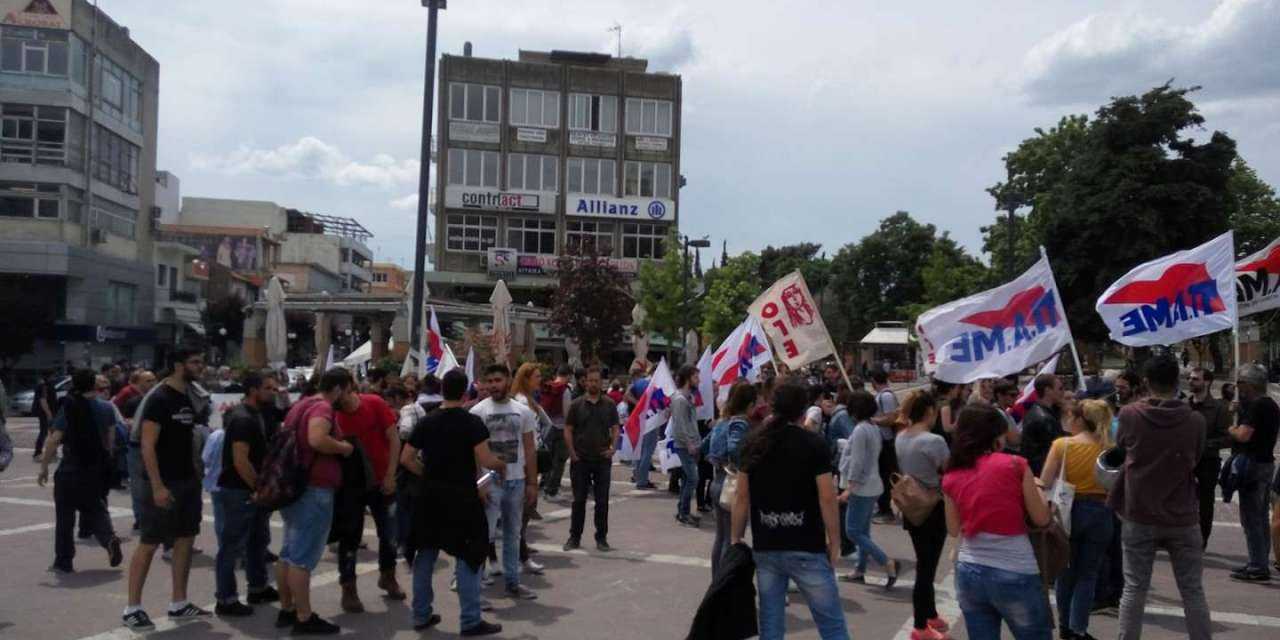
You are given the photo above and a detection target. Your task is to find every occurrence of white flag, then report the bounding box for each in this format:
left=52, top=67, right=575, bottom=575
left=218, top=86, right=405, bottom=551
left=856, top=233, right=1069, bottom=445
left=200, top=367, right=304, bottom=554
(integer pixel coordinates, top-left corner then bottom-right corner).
left=916, top=253, right=1074, bottom=384
left=1236, top=235, right=1280, bottom=318
left=694, top=347, right=715, bottom=421
left=1095, top=231, right=1237, bottom=347
left=710, top=317, right=773, bottom=402
left=748, top=271, right=836, bottom=369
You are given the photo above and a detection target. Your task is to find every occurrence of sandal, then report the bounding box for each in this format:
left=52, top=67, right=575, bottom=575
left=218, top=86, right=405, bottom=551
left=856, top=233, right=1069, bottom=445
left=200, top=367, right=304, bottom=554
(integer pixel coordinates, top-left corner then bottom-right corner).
left=885, top=559, right=899, bottom=590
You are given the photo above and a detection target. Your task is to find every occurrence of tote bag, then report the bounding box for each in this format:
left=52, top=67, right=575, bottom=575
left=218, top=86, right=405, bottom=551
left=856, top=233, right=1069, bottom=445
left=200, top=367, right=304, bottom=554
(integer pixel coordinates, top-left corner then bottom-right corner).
left=1048, top=442, right=1077, bottom=535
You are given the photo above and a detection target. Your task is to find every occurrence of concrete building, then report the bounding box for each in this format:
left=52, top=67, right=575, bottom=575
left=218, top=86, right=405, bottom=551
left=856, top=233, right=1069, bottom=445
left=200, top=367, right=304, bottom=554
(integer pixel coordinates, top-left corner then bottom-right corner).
left=0, top=0, right=160, bottom=372
left=430, top=48, right=682, bottom=304
left=153, top=169, right=178, bottom=223
left=370, top=262, right=407, bottom=297
left=274, top=261, right=342, bottom=294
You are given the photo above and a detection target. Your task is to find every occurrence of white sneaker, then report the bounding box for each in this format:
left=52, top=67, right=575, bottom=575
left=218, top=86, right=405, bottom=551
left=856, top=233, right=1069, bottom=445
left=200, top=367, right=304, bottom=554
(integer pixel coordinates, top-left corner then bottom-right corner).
left=481, top=574, right=495, bottom=587
left=489, top=565, right=503, bottom=576
left=523, top=559, right=545, bottom=575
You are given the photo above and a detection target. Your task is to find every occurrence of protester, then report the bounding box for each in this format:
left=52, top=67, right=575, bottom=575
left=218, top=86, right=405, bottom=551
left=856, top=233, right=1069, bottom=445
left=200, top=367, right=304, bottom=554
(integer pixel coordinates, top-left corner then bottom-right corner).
left=37, top=369, right=124, bottom=574
left=275, top=368, right=357, bottom=635
left=333, top=376, right=404, bottom=610
left=1229, top=363, right=1279, bottom=583
left=563, top=366, right=620, bottom=552
left=1110, top=354, right=1211, bottom=639
left=112, top=369, right=152, bottom=413
left=943, top=404, right=1053, bottom=640
left=896, top=389, right=951, bottom=640
left=968, top=378, right=995, bottom=406
left=401, top=369, right=504, bottom=636
left=470, top=364, right=539, bottom=601
left=212, top=372, right=281, bottom=616
left=510, top=362, right=550, bottom=573
left=706, top=381, right=754, bottom=576
left=1186, top=367, right=1230, bottom=548
left=1109, top=370, right=1141, bottom=412
left=629, top=364, right=659, bottom=489
left=932, top=380, right=965, bottom=443
left=1039, top=399, right=1114, bottom=640
left=1020, top=374, right=1065, bottom=476
left=539, top=365, right=574, bottom=499
left=365, top=367, right=388, bottom=395
left=122, top=348, right=210, bottom=631
left=803, top=387, right=830, bottom=432
left=870, top=369, right=900, bottom=522
left=730, top=382, right=849, bottom=640
left=825, top=388, right=857, bottom=557
left=837, top=389, right=898, bottom=587
left=669, top=365, right=703, bottom=526
left=34, top=370, right=59, bottom=460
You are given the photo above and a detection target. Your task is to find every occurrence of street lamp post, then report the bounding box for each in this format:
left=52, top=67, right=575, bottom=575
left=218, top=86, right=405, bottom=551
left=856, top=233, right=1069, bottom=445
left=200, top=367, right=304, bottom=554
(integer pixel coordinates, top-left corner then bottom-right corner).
left=409, top=0, right=446, bottom=362
left=680, top=235, right=710, bottom=365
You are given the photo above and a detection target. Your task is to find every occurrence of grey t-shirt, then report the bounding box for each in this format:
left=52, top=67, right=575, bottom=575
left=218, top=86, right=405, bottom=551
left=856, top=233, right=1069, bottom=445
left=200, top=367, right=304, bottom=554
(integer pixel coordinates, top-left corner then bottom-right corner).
left=895, top=430, right=949, bottom=489
left=875, top=389, right=899, bottom=440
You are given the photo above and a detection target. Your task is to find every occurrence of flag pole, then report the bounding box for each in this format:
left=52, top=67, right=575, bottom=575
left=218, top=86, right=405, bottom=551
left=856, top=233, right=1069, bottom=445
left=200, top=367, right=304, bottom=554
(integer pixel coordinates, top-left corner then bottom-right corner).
left=832, top=346, right=857, bottom=392
left=1041, top=246, right=1087, bottom=392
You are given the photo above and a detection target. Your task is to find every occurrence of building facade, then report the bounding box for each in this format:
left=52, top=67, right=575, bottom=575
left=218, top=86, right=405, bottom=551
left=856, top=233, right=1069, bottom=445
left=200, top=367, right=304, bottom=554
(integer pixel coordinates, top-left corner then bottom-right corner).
left=0, top=0, right=160, bottom=373
left=370, top=261, right=407, bottom=297
left=430, top=49, right=682, bottom=302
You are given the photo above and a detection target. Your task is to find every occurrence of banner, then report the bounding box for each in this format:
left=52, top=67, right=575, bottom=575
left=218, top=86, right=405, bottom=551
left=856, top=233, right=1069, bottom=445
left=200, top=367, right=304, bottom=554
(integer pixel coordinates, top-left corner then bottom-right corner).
left=916, top=254, right=1073, bottom=384
left=1095, top=231, right=1236, bottom=347
left=748, top=271, right=836, bottom=370
left=1236, top=236, right=1280, bottom=317
left=710, top=317, right=773, bottom=402
left=623, top=359, right=676, bottom=450
left=694, top=347, right=715, bottom=421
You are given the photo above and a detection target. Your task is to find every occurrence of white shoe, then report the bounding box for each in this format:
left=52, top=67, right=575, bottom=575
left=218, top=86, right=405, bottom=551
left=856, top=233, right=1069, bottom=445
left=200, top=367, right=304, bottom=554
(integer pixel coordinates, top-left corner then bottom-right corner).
left=523, top=559, right=545, bottom=575
left=489, top=565, right=503, bottom=576
left=481, top=574, right=495, bottom=587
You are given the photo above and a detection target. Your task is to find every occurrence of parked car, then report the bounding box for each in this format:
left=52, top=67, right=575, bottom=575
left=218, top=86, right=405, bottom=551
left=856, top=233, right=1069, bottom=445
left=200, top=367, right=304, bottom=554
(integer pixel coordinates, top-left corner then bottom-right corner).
left=9, top=376, right=71, bottom=416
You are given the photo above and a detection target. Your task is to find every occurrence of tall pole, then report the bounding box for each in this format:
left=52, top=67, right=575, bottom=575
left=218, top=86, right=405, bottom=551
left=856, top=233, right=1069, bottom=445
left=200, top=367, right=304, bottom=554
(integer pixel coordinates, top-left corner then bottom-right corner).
left=410, top=1, right=441, bottom=360
left=681, top=237, right=689, bottom=366
left=1006, top=204, right=1016, bottom=280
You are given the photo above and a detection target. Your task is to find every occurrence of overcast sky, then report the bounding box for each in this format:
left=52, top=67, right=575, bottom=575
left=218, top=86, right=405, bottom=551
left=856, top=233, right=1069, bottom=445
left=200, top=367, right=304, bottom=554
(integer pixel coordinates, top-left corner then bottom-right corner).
left=103, top=0, right=1280, bottom=268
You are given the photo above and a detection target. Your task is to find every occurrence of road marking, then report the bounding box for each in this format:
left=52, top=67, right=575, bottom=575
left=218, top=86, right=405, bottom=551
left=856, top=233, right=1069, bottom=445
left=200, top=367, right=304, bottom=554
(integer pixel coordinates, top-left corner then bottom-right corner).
left=0, top=497, right=132, bottom=537
left=0, top=475, right=37, bottom=483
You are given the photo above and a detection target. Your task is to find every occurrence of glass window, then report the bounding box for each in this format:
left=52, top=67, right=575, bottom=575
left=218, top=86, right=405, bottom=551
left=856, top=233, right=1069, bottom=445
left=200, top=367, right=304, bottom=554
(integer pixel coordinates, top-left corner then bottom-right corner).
left=447, top=149, right=499, bottom=187
left=566, top=158, right=582, bottom=193
left=510, top=88, right=559, bottom=128
left=1, top=104, right=71, bottom=167
left=484, top=86, right=500, bottom=122
left=621, top=223, right=666, bottom=259
left=445, top=214, right=498, bottom=253
left=451, top=82, right=501, bottom=123
left=1, top=28, right=68, bottom=76
left=508, top=154, right=557, bottom=191
left=625, top=98, right=674, bottom=136
left=624, top=161, right=672, bottom=198
left=566, top=158, right=615, bottom=195
left=466, top=84, right=483, bottom=121
left=93, top=124, right=140, bottom=193
left=566, top=220, right=614, bottom=256
left=157, top=264, right=166, bottom=287
left=505, top=218, right=556, bottom=255
left=568, top=94, right=617, bottom=133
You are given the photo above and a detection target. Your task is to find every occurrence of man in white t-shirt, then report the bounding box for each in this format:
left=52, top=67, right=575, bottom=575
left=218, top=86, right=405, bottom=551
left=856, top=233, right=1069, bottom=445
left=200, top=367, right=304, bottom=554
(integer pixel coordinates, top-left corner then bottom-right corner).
left=470, top=364, right=539, bottom=601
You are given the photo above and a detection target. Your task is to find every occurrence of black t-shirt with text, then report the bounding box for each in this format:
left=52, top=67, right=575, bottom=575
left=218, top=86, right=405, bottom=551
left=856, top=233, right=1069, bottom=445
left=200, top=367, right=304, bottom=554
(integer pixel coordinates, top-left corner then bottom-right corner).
left=139, top=383, right=198, bottom=483
left=411, top=407, right=489, bottom=488
left=745, top=426, right=833, bottom=553
left=1237, top=396, right=1280, bottom=464
left=567, top=394, right=620, bottom=462
left=219, top=403, right=267, bottom=491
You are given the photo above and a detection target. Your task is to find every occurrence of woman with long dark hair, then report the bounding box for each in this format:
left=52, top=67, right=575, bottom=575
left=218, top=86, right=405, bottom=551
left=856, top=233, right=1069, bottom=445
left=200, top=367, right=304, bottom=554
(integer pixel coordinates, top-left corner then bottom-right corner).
left=895, top=390, right=950, bottom=640
left=730, top=382, right=849, bottom=639
left=837, top=389, right=898, bottom=587
left=37, top=368, right=124, bottom=573
left=706, top=381, right=756, bottom=576
left=942, top=405, right=1052, bottom=640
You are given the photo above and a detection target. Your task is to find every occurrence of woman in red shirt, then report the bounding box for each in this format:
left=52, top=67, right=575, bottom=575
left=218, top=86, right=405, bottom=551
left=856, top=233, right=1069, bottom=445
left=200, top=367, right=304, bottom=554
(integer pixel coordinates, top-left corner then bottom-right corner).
left=942, top=405, right=1053, bottom=640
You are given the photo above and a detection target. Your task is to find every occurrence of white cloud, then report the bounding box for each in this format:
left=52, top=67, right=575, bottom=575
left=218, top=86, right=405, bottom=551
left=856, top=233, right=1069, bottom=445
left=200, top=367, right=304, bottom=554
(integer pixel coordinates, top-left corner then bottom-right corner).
left=190, top=137, right=420, bottom=189
left=1022, top=0, right=1280, bottom=105
left=389, top=193, right=419, bottom=210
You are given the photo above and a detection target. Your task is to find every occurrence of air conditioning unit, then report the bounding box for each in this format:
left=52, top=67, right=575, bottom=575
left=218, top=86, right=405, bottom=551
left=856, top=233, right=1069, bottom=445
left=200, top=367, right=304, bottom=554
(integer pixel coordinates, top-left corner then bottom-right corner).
left=90, top=228, right=107, bottom=244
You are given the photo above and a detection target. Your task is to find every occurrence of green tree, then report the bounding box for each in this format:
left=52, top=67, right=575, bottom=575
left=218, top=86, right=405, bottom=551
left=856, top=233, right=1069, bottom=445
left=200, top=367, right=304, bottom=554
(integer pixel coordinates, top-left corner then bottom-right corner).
left=549, top=250, right=633, bottom=363
left=700, top=252, right=762, bottom=346
left=899, top=236, right=990, bottom=322
left=757, top=243, right=832, bottom=293
left=636, top=231, right=702, bottom=348
left=1225, top=157, right=1280, bottom=256
left=828, top=211, right=939, bottom=343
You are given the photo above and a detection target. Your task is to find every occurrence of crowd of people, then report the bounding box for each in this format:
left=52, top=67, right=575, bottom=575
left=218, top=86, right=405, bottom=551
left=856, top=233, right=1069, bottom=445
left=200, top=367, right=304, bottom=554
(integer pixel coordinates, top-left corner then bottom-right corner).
left=26, top=346, right=1280, bottom=639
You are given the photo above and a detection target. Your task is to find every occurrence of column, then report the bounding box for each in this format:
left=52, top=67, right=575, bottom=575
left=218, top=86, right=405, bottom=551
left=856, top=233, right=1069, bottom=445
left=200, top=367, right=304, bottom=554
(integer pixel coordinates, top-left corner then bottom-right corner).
left=241, top=308, right=267, bottom=368
left=313, top=311, right=331, bottom=372
left=370, top=315, right=389, bottom=362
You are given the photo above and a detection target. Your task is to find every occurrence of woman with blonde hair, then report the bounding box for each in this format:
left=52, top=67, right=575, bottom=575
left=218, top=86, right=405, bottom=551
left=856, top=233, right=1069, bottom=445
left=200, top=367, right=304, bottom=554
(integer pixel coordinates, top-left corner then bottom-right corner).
left=509, top=362, right=553, bottom=576
left=1039, top=398, right=1114, bottom=640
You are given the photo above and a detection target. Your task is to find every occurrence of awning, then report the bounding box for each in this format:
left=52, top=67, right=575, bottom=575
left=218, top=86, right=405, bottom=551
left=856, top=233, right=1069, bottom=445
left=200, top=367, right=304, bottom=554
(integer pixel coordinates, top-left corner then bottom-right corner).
left=185, top=322, right=206, bottom=336
left=859, top=326, right=912, bottom=346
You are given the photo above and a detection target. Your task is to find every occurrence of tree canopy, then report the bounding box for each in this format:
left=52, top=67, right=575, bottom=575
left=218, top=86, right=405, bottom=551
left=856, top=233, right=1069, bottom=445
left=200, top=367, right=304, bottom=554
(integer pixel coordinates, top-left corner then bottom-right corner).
left=549, top=250, right=632, bottom=362
left=700, top=252, right=762, bottom=347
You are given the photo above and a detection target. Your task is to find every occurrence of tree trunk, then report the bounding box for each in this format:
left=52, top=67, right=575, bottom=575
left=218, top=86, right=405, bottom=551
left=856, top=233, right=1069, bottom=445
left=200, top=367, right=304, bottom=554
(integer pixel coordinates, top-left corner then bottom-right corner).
left=1209, top=336, right=1225, bottom=374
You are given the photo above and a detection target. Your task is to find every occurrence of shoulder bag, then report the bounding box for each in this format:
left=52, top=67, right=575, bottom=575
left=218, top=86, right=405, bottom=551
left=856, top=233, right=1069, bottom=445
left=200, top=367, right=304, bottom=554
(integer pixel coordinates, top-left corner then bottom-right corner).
left=890, top=473, right=940, bottom=527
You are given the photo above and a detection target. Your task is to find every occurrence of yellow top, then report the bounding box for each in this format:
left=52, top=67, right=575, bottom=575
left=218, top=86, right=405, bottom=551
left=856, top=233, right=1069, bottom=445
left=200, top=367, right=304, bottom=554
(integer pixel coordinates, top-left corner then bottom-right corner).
left=1050, top=437, right=1106, bottom=497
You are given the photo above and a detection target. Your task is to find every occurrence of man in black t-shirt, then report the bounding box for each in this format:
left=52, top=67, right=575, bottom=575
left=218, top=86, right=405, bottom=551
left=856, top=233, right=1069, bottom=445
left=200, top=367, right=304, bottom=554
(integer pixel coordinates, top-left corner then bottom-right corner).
left=1229, top=364, right=1280, bottom=582
left=563, top=367, right=619, bottom=551
left=400, top=370, right=504, bottom=636
left=212, top=372, right=280, bottom=616
left=122, top=348, right=211, bottom=631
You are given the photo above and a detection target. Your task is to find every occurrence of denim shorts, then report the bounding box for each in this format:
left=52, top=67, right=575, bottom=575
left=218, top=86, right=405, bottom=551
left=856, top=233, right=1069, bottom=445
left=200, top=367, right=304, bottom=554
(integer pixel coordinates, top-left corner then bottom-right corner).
left=279, top=487, right=334, bottom=572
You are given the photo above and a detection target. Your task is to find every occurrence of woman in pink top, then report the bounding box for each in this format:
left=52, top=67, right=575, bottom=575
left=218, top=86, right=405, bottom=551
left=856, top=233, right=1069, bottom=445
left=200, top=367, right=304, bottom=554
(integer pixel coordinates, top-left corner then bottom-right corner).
left=942, top=405, right=1052, bottom=640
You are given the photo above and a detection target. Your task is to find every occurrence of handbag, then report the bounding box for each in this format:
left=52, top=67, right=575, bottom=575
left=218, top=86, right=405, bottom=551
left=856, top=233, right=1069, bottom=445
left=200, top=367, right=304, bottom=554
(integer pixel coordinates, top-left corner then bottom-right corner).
left=1048, top=443, right=1077, bottom=535
left=719, top=467, right=739, bottom=510
left=1027, top=512, right=1070, bottom=582
left=890, top=473, right=941, bottom=527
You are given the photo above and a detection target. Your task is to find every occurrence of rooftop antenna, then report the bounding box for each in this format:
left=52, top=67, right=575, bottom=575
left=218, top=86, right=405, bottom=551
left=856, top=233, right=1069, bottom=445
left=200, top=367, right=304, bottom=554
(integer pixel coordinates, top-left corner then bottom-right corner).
left=608, top=22, right=622, bottom=58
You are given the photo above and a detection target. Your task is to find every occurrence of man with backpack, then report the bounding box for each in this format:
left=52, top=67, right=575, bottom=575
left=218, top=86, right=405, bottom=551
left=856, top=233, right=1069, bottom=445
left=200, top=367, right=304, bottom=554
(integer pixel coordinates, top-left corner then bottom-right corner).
left=539, top=365, right=573, bottom=500
left=870, top=369, right=899, bottom=522
left=272, top=368, right=357, bottom=635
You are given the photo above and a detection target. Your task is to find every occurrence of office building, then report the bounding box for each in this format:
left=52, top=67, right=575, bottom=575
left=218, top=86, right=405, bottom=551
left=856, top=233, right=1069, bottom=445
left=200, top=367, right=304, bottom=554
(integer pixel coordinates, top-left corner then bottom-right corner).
left=370, top=262, right=407, bottom=296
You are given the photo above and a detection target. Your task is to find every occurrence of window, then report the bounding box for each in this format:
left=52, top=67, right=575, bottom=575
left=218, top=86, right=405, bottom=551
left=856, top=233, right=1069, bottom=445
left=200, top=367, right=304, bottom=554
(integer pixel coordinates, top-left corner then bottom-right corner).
left=506, top=218, right=556, bottom=255
left=169, top=266, right=178, bottom=294
left=509, top=88, right=559, bottom=128
left=445, top=214, right=497, bottom=253
left=624, top=161, right=672, bottom=198
left=0, top=182, right=60, bottom=219
left=568, top=94, right=617, bottom=133
left=96, top=55, right=143, bottom=133
left=157, top=264, right=166, bottom=287
left=507, top=153, right=558, bottom=192
left=449, top=82, right=501, bottom=123
left=622, top=223, right=666, bottom=259
left=1, top=104, right=73, bottom=166
left=0, top=27, right=68, bottom=76
left=373, top=272, right=388, bottom=283
left=625, top=98, right=673, bottom=136
left=93, top=125, right=140, bottom=194
left=566, top=220, right=614, bottom=256
left=566, top=158, right=616, bottom=195
left=446, top=148, right=499, bottom=188
left=106, top=282, right=136, bottom=325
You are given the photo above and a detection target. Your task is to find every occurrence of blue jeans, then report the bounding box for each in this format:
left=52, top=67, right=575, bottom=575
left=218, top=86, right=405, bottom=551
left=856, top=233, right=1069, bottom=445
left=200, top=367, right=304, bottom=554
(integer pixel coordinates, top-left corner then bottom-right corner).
left=955, top=561, right=1052, bottom=640
left=1055, top=499, right=1114, bottom=634
left=632, top=429, right=660, bottom=487
left=279, top=487, right=334, bottom=572
left=676, top=448, right=698, bottom=518
left=755, top=551, right=849, bottom=640
left=844, top=494, right=888, bottom=571
left=484, top=478, right=524, bottom=589
left=412, top=547, right=482, bottom=630
left=214, top=488, right=271, bottom=602
left=1239, top=461, right=1275, bottom=573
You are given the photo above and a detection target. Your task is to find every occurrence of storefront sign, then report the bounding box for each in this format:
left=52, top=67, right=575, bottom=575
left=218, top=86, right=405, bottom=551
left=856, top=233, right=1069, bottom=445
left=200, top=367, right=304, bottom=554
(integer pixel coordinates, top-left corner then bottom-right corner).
left=445, top=187, right=556, bottom=214
left=487, top=248, right=518, bottom=276
left=571, top=196, right=675, bottom=222
left=449, top=121, right=500, bottom=143
left=516, top=127, right=548, bottom=143
left=1, top=0, right=69, bottom=28
left=485, top=250, right=639, bottom=278
left=634, top=136, right=669, bottom=152
left=569, top=131, right=616, bottom=148
left=42, top=323, right=157, bottom=344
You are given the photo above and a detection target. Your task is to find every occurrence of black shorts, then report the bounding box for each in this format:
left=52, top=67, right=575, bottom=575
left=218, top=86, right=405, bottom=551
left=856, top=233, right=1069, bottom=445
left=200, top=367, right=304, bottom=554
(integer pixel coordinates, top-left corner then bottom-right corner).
left=139, top=478, right=202, bottom=546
